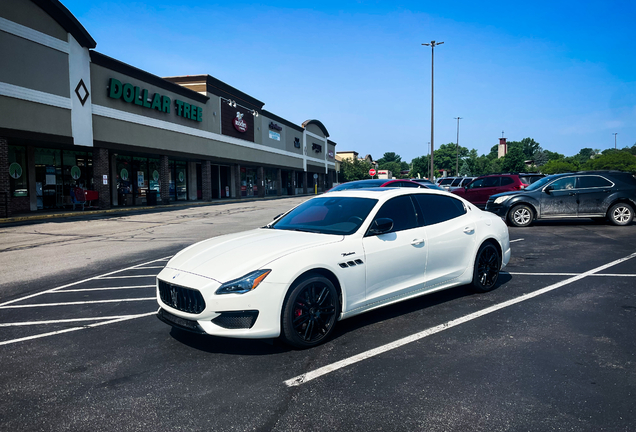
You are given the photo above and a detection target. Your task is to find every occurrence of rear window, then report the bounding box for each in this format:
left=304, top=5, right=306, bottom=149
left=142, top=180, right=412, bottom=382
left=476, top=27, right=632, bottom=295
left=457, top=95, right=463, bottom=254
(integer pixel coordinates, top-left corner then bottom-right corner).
left=413, top=195, right=466, bottom=226
left=577, top=176, right=613, bottom=188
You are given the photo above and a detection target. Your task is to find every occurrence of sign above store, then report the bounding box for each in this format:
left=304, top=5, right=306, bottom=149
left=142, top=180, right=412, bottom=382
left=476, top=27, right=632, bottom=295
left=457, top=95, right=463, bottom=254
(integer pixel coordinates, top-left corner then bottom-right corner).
left=269, top=122, right=282, bottom=131
left=312, top=143, right=322, bottom=153
left=107, top=78, right=203, bottom=122
left=233, top=112, right=248, bottom=133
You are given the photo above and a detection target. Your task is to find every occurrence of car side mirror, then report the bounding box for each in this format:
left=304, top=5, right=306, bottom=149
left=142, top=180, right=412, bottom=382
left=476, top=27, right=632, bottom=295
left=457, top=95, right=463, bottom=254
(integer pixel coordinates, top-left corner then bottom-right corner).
left=544, top=186, right=553, bottom=194
left=369, top=218, right=393, bottom=235
left=273, top=213, right=283, bottom=220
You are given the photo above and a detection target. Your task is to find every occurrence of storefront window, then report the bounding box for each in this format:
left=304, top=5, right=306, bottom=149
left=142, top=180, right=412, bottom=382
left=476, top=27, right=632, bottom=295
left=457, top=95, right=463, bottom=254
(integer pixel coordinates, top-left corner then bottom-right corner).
left=133, top=156, right=149, bottom=205
left=116, top=155, right=133, bottom=206
left=9, top=146, right=28, bottom=197
left=62, top=150, right=93, bottom=199
left=149, top=158, right=160, bottom=193
left=265, top=168, right=277, bottom=196
left=175, top=161, right=187, bottom=200
left=35, top=148, right=62, bottom=208
left=241, top=166, right=257, bottom=197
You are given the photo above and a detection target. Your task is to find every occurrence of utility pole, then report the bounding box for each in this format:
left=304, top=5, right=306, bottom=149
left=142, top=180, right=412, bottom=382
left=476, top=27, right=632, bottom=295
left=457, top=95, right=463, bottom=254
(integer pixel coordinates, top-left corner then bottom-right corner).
left=422, top=40, right=444, bottom=181
left=613, top=132, right=618, bottom=149
left=454, top=116, right=462, bottom=175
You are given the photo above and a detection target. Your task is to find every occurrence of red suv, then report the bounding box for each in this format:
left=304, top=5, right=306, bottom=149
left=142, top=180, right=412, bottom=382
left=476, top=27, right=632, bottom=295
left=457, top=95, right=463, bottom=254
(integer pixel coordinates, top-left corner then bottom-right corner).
left=452, top=174, right=543, bottom=207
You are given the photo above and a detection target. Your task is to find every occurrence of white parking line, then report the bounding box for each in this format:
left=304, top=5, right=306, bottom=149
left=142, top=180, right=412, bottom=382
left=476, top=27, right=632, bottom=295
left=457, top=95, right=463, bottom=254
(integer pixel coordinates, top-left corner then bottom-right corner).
left=0, top=315, right=154, bottom=327
left=98, top=275, right=157, bottom=279
left=507, top=272, right=636, bottom=277
left=0, top=312, right=156, bottom=346
left=510, top=238, right=524, bottom=243
left=56, top=285, right=155, bottom=293
left=0, top=298, right=156, bottom=309
left=284, top=251, right=636, bottom=387
left=0, top=256, right=171, bottom=308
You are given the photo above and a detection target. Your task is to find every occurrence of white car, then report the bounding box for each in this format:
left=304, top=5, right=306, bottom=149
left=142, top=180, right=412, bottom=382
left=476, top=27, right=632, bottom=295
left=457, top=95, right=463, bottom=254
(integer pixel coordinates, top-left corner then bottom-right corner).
left=156, top=188, right=510, bottom=348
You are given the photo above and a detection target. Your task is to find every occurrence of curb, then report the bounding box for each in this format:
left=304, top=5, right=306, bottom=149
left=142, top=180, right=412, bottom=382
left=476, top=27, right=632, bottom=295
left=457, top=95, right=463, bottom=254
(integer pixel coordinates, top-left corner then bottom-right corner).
left=0, top=194, right=317, bottom=225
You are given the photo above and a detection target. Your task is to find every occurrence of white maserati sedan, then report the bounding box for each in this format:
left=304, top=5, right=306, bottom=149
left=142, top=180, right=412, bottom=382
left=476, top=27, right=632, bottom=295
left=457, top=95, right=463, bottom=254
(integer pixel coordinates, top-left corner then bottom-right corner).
left=156, top=188, right=510, bottom=348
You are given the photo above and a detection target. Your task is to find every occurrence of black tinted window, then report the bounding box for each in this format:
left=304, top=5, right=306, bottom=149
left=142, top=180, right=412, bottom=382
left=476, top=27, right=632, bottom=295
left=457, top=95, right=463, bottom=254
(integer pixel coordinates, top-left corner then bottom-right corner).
left=451, top=178, right=463, bottom=186
left=398, top=181, right=420, bottom=188
left=550, top=177, right=575, bottom=190
left=577, top=176, right=613, bottom=188
left=501, top=177, right=514, bottom=186
left=468, top=178, right=485, bottom=189
left=483, top=177, right=501, bottom=187
left=373, top=196, right=418, bottom=232
left=414, top=195, right=466, bottom=226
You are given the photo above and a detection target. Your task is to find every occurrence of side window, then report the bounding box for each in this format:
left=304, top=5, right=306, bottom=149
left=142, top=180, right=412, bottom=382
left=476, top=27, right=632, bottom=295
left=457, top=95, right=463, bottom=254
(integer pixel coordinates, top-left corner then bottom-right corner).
left=414, top=195, right=466, bottom=226
left=450, top=178, right=463, bottom=187
left=468, top=178, right=485, bottom=189
left=501, top=177, right=515, bottom=186
left=550, top=177, right=576, bottom=190
left=577, top=176, right=613, bottom=188
left=372, top=195, right=418, bottom=233
left=399, top=181, right=420, bottom=188
left=482, top=177, right=501, bottom=187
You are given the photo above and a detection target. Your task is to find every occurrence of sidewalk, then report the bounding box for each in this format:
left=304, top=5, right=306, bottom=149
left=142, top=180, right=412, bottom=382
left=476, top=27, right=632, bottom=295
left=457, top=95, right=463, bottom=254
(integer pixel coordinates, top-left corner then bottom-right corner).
left=0, top=193, right=316, bottom=225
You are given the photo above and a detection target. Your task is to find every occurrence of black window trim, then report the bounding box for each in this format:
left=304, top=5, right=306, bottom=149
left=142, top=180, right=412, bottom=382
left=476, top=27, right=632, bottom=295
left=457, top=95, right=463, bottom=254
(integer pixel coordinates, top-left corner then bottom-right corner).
left=575, top=175, right=615, bottom=190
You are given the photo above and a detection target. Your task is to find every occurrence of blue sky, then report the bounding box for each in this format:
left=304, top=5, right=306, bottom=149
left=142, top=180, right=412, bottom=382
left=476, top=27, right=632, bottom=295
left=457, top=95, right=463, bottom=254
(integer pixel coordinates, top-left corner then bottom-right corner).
left=64, top=0, right=636, bottom=162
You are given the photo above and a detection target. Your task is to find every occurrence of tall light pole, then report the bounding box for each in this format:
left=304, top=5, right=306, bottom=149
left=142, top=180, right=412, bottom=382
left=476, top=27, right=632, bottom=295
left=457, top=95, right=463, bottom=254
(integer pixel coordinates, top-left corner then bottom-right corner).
left=422, top=40, right=444, bottom=180
left=454, top=116, right=462, bottom=175
left=613, top=132, right=618, bottom=149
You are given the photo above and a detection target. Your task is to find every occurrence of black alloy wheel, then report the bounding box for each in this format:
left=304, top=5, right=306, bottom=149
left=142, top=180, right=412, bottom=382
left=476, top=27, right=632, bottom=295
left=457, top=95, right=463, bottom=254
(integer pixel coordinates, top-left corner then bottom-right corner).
left=608, top=203, right=634, bottom=226
left=508, top=204, right=534, bottom=227
left=471, top=243, right=501, bottom=292
left=281, top=275, right=339, bottom=349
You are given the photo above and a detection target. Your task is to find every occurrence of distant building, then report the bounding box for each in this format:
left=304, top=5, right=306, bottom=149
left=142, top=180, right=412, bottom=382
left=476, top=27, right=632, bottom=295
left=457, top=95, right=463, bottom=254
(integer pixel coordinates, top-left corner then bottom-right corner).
left=498, top=137, right=508, bottom=158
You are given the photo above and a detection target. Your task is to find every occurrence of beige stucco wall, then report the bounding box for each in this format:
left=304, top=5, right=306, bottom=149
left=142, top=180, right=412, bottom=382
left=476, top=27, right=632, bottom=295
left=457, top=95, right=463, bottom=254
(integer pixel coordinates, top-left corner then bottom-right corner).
left=0, top=95, right=71, bottom=137
left=0, top=0, right=68, bottom=41
left=0, top=31, right=70, bottom=96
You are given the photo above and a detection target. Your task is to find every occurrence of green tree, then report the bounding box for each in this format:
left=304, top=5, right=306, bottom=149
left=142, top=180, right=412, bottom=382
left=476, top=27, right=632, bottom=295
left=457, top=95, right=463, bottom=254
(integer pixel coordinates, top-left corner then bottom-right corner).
left=533, top=150, right=548, bottom=167
left=501, top=145, right=526, bottom=172
left=541, top=160, right=578, bottom=174
left=487, top=144, right=499, bottom=160
left=376, top=152, right=402, bottom=165
left=433, top=143, right=469, bottom=176
left=410, top=155, right=430, bottom=179
left=582, top=151, right=636, bottom=173
left=459, top=159, right=472, bottom=176
left=544, top=150, right=565, bottom=161
left=339, top=158, right=372, bottom=182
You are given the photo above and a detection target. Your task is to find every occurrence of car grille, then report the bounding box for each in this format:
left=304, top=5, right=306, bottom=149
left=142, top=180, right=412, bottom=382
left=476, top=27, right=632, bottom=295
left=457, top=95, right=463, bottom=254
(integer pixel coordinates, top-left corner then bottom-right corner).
left=212, top=311, right=259, bottom=329
left=158, top=279, right=206, bottom=314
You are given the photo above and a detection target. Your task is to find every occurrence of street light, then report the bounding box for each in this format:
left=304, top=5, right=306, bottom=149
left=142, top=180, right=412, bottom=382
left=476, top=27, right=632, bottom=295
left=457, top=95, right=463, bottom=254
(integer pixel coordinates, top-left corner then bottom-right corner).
left=454, top=116, right=462, bottom=175
left=613, top=132, right=618, bottom=149
left=422, top=40, right=444, bottom=180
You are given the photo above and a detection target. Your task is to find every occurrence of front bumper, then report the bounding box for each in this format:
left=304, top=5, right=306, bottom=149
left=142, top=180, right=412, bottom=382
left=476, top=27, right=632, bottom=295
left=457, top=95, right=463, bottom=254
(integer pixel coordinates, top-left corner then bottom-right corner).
left=485, top=201, right=508, bottom=218
left=156, top=267, right=288, bottom=339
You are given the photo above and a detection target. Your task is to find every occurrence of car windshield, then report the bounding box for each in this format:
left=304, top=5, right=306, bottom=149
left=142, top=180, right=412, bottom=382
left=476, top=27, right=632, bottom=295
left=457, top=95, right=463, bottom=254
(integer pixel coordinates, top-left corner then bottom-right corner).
left=271, top=197, right=378, bottom=235
left=524, top=175, right=559, bottom=191
left=329, top=180, right=386, bottom=191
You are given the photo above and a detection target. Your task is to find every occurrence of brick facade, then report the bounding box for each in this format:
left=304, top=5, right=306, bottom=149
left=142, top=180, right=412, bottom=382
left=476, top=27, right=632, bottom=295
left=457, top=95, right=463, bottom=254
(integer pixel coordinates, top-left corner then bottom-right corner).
left=0, top=137, right=8, bottom=218
left=92, top=147, right=111, bottom=209
left=201, top=160, right=212, bottom=201
left=160, top=155, right=170, bottom=204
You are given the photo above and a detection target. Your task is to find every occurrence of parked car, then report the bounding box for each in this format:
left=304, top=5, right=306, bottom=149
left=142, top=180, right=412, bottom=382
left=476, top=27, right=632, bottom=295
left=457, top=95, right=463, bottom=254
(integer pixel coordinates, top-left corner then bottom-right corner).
left=410, top=178, right=445, bottom=190
left=436, top=177, right=457, bottom=190
left=329, top=179, right=426, bottom=191
left=156, top=188, right=510, bottom=348
left=452, top=173, right=545, bottom=207
left=448, top=177, right=476, bottom=190
left=485, top=171, right=636, bottom=227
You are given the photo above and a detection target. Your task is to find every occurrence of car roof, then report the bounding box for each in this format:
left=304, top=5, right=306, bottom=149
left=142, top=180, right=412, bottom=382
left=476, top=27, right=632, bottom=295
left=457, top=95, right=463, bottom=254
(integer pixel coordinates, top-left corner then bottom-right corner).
left=320, top=185, right=476, bottom=207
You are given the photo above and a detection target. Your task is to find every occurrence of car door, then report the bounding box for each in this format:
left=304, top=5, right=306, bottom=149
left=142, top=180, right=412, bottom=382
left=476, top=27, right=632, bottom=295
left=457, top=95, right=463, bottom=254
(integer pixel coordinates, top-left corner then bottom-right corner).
left=576, top=175, right=614, bottom=216
left=362, top=195, right=428, bottom=307
left=413, top=194, right=476, bottom=288
left=540, top=176, right=578, bottom=217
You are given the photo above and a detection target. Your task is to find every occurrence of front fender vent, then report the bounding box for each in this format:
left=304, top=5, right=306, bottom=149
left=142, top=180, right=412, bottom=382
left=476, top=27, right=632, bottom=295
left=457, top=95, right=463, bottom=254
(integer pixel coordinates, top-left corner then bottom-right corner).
left=338, top=259, right=364, bottom=268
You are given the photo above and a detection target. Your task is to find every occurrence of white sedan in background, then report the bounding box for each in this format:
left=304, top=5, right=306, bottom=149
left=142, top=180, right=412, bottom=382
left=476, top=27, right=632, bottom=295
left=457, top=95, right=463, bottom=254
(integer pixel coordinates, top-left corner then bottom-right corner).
left=156, top=188, right=510, bottom=348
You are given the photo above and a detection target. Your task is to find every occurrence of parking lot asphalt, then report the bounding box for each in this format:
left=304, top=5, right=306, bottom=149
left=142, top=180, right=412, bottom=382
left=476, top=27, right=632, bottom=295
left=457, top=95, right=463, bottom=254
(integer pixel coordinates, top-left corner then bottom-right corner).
left=0, top=217, right=635, bottom=431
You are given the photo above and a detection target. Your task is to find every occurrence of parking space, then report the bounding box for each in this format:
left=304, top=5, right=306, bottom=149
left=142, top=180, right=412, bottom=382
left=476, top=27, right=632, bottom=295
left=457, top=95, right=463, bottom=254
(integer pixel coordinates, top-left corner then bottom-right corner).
left=0, top=221, right=635, bottom=431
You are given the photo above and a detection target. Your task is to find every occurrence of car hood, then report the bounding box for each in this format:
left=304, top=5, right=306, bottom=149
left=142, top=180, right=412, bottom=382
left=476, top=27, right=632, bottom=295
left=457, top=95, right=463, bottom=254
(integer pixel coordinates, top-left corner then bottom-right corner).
left=490, top=190, right=528, bottom=200
left=165, top=229, right=344, bottom=282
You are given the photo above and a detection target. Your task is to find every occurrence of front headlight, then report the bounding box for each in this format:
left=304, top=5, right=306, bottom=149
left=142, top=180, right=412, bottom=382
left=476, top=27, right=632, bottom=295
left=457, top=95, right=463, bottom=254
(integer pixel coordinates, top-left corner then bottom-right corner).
left=494, top=196, right=511, bottom=205
left=215, top=269, right=271, bottom=295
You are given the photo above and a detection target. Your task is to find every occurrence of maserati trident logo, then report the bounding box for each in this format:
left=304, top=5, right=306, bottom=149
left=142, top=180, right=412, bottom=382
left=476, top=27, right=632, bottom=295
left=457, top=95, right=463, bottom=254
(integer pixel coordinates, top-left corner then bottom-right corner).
left=170, top=287, right=178, bottom=308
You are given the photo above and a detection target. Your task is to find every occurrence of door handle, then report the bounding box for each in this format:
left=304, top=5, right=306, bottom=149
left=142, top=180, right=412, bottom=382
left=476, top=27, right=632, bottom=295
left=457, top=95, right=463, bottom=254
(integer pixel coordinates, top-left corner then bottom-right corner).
left=463, top=226, right=475, bottom=234
left=411, top=239, right=425, bottom=246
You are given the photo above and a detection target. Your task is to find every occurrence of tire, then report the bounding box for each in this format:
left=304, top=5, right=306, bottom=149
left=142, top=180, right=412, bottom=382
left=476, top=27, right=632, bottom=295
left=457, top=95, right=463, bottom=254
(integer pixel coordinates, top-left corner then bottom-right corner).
left=281, top=275, right=339, bottom=349
left=471, top=243, right=501, bottom=293
left=608, top=203, right=634, bottom=226
left=508, top=204, right=534, bottom=227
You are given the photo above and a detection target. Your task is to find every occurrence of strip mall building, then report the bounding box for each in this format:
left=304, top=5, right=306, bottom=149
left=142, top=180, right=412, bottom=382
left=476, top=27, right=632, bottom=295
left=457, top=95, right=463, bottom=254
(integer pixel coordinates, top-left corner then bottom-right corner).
left=0, top=0, right=337, bottom=217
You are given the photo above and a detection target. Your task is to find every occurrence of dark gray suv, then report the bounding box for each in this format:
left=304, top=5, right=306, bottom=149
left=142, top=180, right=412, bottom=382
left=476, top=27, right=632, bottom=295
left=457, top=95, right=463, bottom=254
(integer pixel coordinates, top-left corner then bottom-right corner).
left=485, top=171, right=636, bottom=227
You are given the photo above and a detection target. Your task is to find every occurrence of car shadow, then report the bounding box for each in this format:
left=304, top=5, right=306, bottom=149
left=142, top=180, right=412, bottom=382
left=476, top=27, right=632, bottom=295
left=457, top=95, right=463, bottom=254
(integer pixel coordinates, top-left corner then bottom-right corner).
left=167, top=272, right=513, bottom=354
